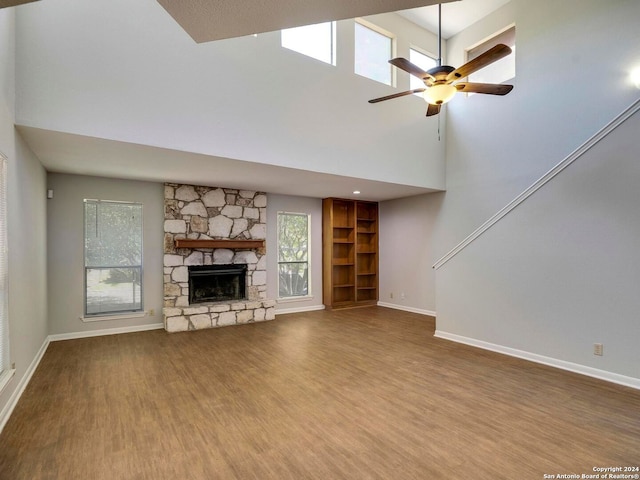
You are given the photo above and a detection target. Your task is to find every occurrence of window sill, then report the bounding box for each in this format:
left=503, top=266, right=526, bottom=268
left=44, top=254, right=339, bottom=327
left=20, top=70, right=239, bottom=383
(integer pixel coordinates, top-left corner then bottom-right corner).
left=277, top=295, right=314, bottom=304
left=0, top=368, right=15, bottom=395
left=81, top=311, right=148, bottom=323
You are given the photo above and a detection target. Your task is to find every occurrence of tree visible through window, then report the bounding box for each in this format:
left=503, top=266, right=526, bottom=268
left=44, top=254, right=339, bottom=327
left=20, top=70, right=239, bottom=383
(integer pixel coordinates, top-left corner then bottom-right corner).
left=277, top=212, right=310, bottom=298
left=84, top=200, right=143, bottom=316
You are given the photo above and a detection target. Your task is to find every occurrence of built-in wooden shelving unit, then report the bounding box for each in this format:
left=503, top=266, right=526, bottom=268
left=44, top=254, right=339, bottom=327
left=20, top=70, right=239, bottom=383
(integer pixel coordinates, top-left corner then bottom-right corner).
left=322, top=198, right=378, bottom=309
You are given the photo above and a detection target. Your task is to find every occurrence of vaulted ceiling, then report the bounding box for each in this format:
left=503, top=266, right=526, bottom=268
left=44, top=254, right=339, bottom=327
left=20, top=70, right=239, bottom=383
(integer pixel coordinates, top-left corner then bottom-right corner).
left=156, top=0, right=455, bottom=43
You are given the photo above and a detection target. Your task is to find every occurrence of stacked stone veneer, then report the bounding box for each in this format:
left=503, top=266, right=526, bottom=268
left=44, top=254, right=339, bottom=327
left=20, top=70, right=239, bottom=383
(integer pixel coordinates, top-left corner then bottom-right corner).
left=163, top=183, right=275, bottom=332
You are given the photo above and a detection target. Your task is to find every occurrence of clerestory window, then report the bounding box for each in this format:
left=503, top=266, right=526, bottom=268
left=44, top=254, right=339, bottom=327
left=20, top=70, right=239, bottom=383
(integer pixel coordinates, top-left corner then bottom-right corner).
left=466, top=25, right=515, bottom=85
left=281, top=22, right=336, bottom=65
left=355, top=20, right=395, bottom=86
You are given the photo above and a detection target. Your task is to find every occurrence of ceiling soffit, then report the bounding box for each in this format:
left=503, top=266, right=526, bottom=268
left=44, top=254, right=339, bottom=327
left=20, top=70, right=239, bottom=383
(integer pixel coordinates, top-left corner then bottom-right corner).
left=0, top=0, right=39, bottom=8
left=156, top=0, right=456, bottom=43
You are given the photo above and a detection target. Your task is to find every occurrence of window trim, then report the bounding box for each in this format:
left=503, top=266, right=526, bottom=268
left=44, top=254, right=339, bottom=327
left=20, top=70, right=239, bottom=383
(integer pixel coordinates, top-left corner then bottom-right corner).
left=277, top=211, right=311, bottom=300
left=0, top=152, right=12, bottom=396
left=465, top=24, right=516, bottom=85
left=83, top=199, right=144, bottom=318
left=354, top=18, right=397, bottom=87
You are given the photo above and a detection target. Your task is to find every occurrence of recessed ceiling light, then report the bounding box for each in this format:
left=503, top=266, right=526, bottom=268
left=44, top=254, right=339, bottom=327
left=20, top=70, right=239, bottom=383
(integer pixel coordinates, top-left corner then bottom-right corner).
left=353, top=190, right=361, bottom=195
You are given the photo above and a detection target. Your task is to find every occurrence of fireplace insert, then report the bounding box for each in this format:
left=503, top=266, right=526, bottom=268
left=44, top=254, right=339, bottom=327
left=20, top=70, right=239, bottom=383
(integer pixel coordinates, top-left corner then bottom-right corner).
left=188, top=264, right=247, bottom=304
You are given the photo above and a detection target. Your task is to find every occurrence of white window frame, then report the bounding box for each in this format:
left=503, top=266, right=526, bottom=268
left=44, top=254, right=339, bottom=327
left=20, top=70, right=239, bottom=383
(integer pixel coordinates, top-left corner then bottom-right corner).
left=354, top=18, right=396, bottom=86
left=281, top=21, right=337, bottom=66
left=0, top=153, right=13, bottom=395
left=277, top=211, right=311, bottom=301
left=465, top=24, right=516, bottom=86
left=83, top=199, right=144, bottom=319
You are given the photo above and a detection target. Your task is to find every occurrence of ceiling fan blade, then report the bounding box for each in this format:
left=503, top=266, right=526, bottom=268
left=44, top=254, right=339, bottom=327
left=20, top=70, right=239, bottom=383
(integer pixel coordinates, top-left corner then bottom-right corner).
left=426, top=103, right=441, bottom=116
left=368, top=89, right=425, bottom=104
left=455, top=82, right=513, bottom=95
left=389, top=58, right=434, bottom=81
left=446, top=44, right=512, bottom=82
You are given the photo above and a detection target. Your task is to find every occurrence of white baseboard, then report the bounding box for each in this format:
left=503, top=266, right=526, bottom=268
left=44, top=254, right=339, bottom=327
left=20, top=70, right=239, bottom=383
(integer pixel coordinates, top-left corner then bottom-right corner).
left=275, top=304, right=325, bottom=316
left=0, top=323, right=165, bottom=434
left=434, top=330, right=640, bottom=390
left=48, top=323, right=164, bottom=342
left=0, top=336, right=51, bottom=434
left=377, top=302, right=436, bottom=317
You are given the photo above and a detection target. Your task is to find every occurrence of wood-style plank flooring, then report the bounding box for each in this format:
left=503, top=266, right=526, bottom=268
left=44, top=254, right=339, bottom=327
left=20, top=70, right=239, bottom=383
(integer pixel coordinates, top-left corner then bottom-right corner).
left=0, top=307, right=638, bottom=479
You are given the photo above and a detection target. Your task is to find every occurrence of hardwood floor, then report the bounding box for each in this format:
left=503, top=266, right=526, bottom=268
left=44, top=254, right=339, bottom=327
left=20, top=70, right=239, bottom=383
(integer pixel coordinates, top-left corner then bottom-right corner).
left=0, top=307, right=638, bottom=479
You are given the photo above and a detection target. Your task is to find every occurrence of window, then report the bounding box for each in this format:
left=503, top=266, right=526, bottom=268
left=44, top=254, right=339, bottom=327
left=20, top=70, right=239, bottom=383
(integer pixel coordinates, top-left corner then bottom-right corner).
left=277, top=212, right=310, bottom=298
left=84, top=200, right=143, bottom=316
left=354, top=20, right=394, bottom=85
left=0, top=154, right=10, bottom=391
left=409, top=48, right=437, bottom=93
left=282, top=22, right=336, bottom=65
left=467, top=25, right=515, bottom=85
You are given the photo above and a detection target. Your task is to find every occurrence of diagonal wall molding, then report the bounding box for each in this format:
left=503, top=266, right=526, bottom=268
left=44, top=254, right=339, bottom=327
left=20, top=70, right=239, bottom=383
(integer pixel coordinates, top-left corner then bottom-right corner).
left=433, top=96, right=640, bottom=270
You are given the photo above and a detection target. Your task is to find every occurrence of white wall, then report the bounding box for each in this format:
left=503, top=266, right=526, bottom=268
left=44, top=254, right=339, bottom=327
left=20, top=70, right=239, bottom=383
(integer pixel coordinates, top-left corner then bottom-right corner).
left=46, top=174, right=164, bottom=335
left=45, top=175, right=323, bottom=332
left=378, top=192, right=442, bottom=314
left=441, top=0, right=640, bottom=250
left=0, top=7, right=49, bottom=423
left=266, top=194, right=324, bottom=313
left=434, top=0, right=640, bottom=382
left=15, top=0, right=445, bottom=190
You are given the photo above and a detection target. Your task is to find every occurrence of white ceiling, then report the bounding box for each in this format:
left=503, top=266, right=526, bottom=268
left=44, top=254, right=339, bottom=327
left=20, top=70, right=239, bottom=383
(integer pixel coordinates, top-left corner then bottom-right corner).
left=19, top=127, right=439, bottom=202
left=156, top=0, right=455, bottom=43
left=398, top=0, right=512, bottom=38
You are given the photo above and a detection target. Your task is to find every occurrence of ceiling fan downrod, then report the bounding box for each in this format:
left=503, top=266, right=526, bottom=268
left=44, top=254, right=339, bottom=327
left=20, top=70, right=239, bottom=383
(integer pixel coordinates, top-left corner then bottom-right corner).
left=437, top=3, right=442, bottom=67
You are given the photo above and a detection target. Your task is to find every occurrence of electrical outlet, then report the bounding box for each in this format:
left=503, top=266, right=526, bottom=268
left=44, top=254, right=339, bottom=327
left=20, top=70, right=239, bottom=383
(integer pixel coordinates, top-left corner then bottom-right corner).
left=390, top=292, right=393, bottom=299
left=401, top=292, right=406, bottom=300
left=149, top=309, right=155, bottom=317
left=594, top=343, right=603, bottom=356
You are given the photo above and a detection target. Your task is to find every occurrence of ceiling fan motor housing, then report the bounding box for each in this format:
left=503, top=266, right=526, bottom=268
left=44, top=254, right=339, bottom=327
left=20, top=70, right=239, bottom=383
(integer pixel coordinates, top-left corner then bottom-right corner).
left=425, top=65, right=455, bottom=85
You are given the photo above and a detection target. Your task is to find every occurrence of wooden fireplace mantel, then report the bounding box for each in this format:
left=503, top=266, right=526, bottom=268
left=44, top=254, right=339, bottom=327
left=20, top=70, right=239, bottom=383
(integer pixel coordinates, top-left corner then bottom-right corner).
left=174, top=239, right=265, bottom=249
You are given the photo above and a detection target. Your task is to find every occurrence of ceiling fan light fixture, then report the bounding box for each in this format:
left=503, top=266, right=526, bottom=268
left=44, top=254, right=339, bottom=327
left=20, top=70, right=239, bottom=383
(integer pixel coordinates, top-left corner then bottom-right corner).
left=423, top=83, right=457, bottom=105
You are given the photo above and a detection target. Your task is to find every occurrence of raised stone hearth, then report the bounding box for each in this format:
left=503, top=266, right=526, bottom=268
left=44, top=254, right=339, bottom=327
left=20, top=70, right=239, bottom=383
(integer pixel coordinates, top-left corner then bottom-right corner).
left=163, top=183, right=275, bottom=332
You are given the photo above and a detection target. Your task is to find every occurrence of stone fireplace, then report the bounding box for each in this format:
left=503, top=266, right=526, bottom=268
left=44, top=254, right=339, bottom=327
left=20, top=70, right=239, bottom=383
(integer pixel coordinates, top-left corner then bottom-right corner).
left=163, top=183, right=275, bottom=332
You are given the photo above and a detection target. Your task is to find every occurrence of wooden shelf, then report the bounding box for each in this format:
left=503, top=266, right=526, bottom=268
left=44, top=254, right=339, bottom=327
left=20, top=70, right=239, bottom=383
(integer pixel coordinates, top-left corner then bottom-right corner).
left=323, top=198, right=378, bottom=309
left=175, top=239, right=264, bottom=249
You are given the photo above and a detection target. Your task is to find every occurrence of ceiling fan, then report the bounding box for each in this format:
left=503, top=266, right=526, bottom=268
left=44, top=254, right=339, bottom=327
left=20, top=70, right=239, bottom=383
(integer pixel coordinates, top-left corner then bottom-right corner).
left=369, top=4, right=514, bottom=116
